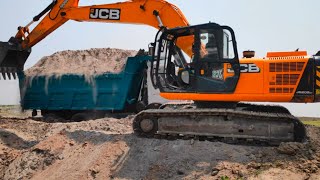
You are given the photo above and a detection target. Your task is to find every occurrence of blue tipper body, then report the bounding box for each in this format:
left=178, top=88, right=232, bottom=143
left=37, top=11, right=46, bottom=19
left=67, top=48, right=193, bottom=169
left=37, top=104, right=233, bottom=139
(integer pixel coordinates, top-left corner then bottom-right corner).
left=18, top=56, right=150, bottom=111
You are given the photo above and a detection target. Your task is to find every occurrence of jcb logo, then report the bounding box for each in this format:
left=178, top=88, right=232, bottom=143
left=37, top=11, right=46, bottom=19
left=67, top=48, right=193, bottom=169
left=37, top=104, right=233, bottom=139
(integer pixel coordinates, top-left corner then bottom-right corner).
left=90, top=8, right=121, bottom=20
left=227, top=63, right=260, bottom=73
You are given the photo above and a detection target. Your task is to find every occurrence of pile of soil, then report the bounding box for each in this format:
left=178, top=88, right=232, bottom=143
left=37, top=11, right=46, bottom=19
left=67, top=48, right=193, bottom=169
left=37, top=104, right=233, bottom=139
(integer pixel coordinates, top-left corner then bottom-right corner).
left=0, top=110, right=320, bottom=179
left=25, top=48, right=137, bottom=77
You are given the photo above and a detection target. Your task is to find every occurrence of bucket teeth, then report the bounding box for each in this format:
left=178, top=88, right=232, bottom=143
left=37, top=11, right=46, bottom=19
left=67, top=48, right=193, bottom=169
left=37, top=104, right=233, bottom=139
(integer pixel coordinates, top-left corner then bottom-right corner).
left=0, top=39, right=31, bottom=79
left=12, top=72, right=17, bottom=79
left=0, top=67, right=18, bottom=80
left=7, top=72, right=11, bottom=80
left=1, top=73, right=6, bottom=80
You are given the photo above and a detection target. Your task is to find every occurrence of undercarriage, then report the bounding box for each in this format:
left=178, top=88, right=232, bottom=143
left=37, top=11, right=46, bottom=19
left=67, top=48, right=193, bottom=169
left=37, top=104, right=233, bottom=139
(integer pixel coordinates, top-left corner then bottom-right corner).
left=133, top=103, right=306, bottom=145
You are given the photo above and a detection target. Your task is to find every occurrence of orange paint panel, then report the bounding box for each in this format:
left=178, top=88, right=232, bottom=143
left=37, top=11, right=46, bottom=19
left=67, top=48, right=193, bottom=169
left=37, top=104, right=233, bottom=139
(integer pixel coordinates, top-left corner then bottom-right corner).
left=160, top=57, right=310, bottom=103
left=160, top=92, right=293, bottom=102
left=266, top=51, right=307, bottom=57
left=233, top=58, right=264, bottom=94
left=265, top=58, right=309, bottom=97
left=64, top=1, right=193, bottom=56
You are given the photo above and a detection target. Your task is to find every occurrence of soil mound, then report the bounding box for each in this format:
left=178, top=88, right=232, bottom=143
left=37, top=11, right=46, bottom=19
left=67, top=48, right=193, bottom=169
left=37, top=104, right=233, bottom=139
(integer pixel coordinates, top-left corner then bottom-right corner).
left=25, top=48, right=137, bottom=77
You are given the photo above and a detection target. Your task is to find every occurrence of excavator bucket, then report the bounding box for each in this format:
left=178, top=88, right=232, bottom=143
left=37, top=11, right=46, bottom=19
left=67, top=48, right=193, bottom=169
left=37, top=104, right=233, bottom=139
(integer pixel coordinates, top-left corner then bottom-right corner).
left=0, top=40, right=31, bottom=80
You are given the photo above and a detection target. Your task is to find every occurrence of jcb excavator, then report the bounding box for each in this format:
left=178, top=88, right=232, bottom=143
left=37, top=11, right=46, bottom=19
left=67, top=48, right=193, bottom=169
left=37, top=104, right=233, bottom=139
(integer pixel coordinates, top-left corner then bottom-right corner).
left=0, top=0, right=317, bottom=145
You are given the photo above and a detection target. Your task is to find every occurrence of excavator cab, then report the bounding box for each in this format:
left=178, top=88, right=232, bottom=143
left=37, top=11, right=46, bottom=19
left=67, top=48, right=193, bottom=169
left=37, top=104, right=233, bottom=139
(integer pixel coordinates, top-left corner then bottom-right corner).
left=0, top=38, right=31, bottom=80
left=151, top=23, right=240, bottom=94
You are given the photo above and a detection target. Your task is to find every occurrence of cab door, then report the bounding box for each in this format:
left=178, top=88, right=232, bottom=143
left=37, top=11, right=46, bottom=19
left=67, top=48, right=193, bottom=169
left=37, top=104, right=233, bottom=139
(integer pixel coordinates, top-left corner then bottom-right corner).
left=194, top=25, right=240, bottom=93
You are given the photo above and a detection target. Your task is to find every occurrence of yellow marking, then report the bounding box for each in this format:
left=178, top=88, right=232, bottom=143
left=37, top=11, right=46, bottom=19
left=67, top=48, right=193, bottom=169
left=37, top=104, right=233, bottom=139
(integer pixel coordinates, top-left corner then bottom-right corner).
left=317, top=80, right=320, bottom=87
left=317, top=89, right=320, bottom=95
left=317, top=70, right=320, bottom=77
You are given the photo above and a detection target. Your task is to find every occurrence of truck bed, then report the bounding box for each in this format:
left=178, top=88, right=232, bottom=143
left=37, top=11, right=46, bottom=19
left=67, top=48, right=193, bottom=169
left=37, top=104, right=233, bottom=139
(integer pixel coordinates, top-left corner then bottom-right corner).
left=18, top=56, right=150, bottom=112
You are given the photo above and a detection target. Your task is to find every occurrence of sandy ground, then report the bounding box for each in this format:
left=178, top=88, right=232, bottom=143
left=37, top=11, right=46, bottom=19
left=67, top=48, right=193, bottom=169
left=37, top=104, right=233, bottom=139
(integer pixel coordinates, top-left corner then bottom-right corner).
left=0, top=109, right=320, bottom=180
left=6, top=46, right=319, bottom=179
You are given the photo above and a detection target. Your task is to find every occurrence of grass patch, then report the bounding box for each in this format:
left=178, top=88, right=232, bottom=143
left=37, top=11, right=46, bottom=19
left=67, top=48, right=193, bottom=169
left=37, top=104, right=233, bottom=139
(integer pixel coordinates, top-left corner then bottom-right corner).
left=0, top=105, right=19, bottom=108
left=302, top=120, right=320, bottom=127
left=298, top=117, right=320, bottom=127
left=0, top=105, right=27, bottom=118
left=220, top=176, right=230, bottom=180
left=253, top=169, right=263, bottom=177
left=299, top=117, right=320, bottom=121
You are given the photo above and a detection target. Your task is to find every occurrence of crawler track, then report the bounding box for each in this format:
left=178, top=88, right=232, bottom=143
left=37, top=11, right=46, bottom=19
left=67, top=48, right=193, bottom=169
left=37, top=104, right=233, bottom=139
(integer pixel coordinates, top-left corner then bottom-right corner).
left=133, top=104, right=306, bottom=145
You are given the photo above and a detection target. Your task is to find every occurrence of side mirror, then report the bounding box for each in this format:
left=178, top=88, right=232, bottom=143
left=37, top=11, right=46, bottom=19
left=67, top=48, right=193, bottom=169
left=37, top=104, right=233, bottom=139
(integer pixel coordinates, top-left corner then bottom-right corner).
left=178, top=69, right=190, bottom=84
left=148, top=43, right=155, bottom=56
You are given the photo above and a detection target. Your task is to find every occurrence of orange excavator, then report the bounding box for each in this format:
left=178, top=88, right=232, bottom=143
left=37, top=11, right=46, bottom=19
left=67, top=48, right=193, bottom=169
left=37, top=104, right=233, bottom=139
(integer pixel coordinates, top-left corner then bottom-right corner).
left=1, top=0, right=317, bottom=144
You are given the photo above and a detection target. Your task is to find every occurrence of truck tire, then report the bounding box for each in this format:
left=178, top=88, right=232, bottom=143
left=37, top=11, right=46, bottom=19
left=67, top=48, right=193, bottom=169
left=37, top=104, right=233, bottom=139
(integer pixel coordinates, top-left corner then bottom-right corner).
left=70, top=113, right=93, bottom=122
left=43, top=113, right=64, bottom=123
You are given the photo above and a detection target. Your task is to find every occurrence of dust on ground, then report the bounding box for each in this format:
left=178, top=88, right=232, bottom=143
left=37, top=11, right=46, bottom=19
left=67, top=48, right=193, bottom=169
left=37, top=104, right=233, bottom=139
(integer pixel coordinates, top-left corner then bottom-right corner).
left=24, top=48, right=137, bottom=77
left=1, top=109, right=320, bottom=180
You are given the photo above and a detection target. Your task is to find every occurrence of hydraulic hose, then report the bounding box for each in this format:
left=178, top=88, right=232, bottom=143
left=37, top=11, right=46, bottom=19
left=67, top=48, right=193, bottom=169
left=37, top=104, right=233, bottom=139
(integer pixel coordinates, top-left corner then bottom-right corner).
left=33, top=0, right=57, bottom=21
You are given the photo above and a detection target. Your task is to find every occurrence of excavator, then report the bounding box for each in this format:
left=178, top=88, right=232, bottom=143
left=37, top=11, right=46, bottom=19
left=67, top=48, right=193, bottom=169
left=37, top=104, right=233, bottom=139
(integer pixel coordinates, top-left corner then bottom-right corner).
left=0, top=0, right=317, bottom=145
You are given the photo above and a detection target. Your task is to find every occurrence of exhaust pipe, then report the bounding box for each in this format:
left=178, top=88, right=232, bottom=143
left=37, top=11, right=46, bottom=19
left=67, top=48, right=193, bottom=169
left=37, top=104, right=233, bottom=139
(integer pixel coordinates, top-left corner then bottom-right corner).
left=0, top=38, right=31, bottom=80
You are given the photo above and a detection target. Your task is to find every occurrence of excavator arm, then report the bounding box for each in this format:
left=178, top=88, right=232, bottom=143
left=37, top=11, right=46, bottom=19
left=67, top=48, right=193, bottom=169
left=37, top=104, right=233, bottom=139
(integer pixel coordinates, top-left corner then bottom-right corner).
left=0, top=0, right=193, bottom=79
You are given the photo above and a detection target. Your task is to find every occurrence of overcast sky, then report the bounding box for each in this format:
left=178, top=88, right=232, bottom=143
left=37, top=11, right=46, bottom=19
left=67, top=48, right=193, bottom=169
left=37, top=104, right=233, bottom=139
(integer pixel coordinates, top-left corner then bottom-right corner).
left=0, top=0, right=320, bottom=116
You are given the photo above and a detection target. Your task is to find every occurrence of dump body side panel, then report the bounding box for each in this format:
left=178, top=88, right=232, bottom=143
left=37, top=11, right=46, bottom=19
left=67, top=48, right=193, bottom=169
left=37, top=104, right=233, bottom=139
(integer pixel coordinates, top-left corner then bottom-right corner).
left=19, top=56, right=149, bottom=111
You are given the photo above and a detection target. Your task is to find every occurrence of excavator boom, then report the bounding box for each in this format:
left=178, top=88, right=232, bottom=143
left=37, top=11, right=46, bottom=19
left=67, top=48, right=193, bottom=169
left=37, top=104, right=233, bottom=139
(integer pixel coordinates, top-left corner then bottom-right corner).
left=0, top=0, right=192, bottom=78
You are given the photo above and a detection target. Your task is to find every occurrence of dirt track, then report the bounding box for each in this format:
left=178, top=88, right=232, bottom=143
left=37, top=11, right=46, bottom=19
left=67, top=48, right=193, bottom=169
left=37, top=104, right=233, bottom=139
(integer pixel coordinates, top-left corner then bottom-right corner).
left=0, top=109, right=320, bottom=180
